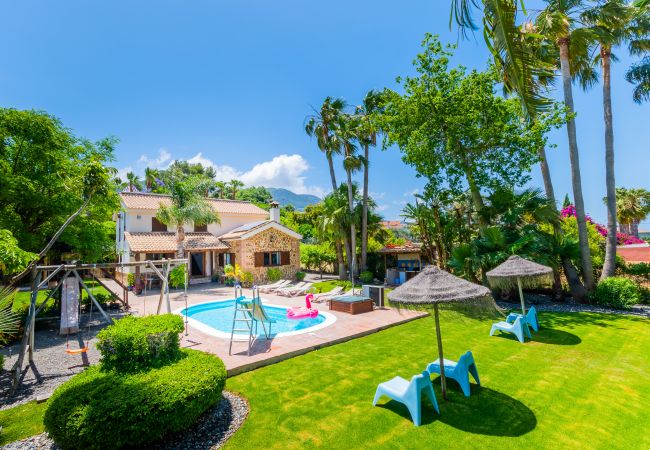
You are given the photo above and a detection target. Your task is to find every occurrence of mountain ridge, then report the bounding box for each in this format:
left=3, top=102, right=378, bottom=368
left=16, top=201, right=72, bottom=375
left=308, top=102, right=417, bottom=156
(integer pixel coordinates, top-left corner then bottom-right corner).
left=267, top=187, right=320, bottom=211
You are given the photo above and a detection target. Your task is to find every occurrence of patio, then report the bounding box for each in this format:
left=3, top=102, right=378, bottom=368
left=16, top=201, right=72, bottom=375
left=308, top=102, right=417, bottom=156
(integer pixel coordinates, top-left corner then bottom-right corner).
left=127, top=283, right=427, bottom=375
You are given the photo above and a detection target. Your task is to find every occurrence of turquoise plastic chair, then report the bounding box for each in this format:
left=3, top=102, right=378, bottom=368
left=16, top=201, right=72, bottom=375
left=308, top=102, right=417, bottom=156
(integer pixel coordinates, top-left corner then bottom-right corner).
left=425, top=351, right=480, bottom=397
left=506, top=305, right=539, bottom=332
left=373, top=370, right=440, bottom=426
left=490, top=316, right=529, bottom=343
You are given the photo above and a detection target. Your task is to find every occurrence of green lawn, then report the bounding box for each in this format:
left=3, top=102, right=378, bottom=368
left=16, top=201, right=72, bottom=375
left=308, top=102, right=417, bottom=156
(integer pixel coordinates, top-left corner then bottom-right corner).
left=312, top=280, right=361, bottom=293
left=0, top=401, right=46, bottom=445
left=226, top=311, right=650, bottom=449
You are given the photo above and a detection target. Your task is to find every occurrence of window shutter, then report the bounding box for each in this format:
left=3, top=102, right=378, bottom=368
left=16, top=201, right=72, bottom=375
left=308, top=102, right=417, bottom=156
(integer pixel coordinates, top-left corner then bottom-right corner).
left=218, top=253, right=224, bottom=267
left=151, top=217, right=167, bottom=232
left=194, top=223, right=207, bottom=232
left=231, top=253, right=236, bottom=266
left=281, top=251, right=290, bottom=265
left=254, top=252, right=264, bottom=267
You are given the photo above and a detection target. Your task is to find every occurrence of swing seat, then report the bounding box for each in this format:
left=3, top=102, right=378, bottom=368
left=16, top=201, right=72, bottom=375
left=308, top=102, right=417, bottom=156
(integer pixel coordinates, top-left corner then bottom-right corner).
left=65, top=347, right=89, bottom=355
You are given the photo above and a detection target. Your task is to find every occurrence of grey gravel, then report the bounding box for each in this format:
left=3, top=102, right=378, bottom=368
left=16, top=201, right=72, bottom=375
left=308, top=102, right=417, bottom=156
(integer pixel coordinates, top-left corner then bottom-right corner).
left=0, top=391, right=248, bottom=450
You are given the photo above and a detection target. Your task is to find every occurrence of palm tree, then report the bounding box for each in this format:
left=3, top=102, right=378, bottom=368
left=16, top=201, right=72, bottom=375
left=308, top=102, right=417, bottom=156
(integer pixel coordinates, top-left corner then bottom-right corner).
left=337, top=113, right=363, bottom=278
left=157, top=176, right=220, bottom=258
left=228, top=179, right=244, bottom=199
left=355, top=90, right=383, bottom=272
left=126, top=172, right=143, bottom=192
left=214, top=181, right=227, bottom=199
left=626, top=0, right=650, bottom=103
left=615, top=187, right=650, bottom=237
left=581, top=0, right=648, bottom=279
left=305, top=97, right=348, bottom=278
left=536, top=0, right=595, bottom=291
left=144, top=167, right=158, bottom=192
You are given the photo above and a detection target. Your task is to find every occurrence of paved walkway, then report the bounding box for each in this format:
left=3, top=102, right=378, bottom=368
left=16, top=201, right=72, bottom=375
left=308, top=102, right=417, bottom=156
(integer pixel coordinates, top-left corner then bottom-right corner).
left=127, top=283, right=427, bottom=375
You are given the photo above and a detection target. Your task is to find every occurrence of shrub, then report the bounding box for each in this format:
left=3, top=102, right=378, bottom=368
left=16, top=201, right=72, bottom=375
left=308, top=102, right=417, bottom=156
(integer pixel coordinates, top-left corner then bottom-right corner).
left=591, top=277, right=641, bottom=310
left=169, top=265, right=186, bottom=288
left=127, top=272, right=135, bottom=287
left=44, top=349, right=226, bottom=450
left=359, top=271, right=374, bottom=284
left=96, top=314, right=184, bottom=373
left=295, top=271, right=306, bottom=282
left=240, top=271, right=253, bottom=288
left=266, top=267, right=282, bottom=283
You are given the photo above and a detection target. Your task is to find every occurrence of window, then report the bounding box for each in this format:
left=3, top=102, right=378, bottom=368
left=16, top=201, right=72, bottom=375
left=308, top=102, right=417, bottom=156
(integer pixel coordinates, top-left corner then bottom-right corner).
left=194, top=223, right=208, bottom=232
left=151, top=217, right=167, bottom=232
left=220, top=253, right=235, bottom=266
left=145, top=253, right=174, bottom=261
left=255, top=251, right=290, bottom=267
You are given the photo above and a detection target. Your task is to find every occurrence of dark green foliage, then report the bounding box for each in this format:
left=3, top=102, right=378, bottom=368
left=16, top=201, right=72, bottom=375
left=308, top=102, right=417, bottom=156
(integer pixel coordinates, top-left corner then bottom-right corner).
left=623, top=262, right=650, bottom=279
left=266, top=267, right=282, bottom=282
left=359, top=271, right=374, bottom=284
left=295, top=271, right=306, bottom=281
left=169, top=265, right=186, bottom=288
left=43, top=349, right=226, bottom=450
left=127, top=272, right=135, bottom=287
left=96, top=314, right=184, bottom=373
left=591, top=277, right=641, bottom=309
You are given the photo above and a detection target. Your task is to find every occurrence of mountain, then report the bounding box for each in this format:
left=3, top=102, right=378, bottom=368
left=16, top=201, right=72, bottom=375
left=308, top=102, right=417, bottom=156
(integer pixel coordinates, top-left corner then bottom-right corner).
left=267, top=188, right=321, bottom=211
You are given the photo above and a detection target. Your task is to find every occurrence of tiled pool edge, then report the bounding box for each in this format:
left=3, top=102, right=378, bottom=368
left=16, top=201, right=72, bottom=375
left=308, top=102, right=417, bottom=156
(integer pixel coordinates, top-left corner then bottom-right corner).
left=225, top=310, right=429, bottom=377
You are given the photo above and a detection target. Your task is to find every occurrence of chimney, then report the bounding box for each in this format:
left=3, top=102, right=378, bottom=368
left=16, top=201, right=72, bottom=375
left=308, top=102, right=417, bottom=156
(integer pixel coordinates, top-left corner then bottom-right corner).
left=269, top=201, right=280, bottom=222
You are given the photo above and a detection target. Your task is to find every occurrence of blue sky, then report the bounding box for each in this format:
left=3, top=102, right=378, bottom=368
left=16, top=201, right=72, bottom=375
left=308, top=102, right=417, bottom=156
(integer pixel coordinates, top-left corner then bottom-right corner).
left=1, top=1, right=648, bottom=226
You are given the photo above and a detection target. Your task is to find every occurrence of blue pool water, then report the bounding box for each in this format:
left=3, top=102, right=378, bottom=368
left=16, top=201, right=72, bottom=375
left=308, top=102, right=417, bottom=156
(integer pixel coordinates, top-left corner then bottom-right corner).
left=181, top=298, right=327, bottom=336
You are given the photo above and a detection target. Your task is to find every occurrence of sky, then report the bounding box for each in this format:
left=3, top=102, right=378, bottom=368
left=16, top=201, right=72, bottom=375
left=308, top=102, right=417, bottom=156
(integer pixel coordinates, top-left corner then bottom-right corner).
left=1, top=1, right=648, bottom=226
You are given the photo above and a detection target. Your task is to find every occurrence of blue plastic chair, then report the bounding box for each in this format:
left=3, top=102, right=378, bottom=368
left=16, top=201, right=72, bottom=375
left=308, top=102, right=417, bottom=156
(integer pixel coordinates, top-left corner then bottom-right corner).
left=425, top=351, right=480, bottom=397
left=506, top=305, right=539, bottom=332
left=373, top=370, right=440, bottom=426
left=490, top=316, right=528, bottom=343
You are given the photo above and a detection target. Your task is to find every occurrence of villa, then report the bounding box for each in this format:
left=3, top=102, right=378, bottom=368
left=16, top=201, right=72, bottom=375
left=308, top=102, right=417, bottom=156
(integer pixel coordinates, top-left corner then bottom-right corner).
left=115, top=192, right=302, bottom=284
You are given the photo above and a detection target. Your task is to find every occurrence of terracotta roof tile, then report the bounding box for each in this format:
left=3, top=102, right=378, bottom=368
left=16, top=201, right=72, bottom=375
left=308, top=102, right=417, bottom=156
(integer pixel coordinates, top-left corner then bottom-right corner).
left=378, top=242, right=423, bottom=254
left=120, top=192, right=268, bottom=216
left=124, top=232, right=229, bottom=253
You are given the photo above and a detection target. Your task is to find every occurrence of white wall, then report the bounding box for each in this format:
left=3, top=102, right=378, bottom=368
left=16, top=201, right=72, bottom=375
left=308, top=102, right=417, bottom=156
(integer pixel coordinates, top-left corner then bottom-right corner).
left=123, top=210, right=267, bottom=235
left=208, top=213, right=268, bottom=236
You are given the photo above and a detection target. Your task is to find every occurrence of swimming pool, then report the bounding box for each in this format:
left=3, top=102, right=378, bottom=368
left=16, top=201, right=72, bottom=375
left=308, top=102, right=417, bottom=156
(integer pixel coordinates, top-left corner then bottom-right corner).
left=178, top=298, right=336, bottom=338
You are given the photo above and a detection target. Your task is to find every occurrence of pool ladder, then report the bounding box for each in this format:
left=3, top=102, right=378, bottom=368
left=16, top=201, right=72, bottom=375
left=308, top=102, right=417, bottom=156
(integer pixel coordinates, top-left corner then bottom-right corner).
left=228, top=285, right=256, bottom=356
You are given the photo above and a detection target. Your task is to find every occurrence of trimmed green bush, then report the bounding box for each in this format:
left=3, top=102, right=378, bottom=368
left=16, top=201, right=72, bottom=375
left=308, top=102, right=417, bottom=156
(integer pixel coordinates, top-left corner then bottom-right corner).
left=169, top=265, right=186, bottom=288
left=44, top=349, right=226, bottom=450
left=266, top=267, right=282, bottom=283
left=127, top=272, right=135, bottom=287
left=96, top=314, right=184, bottom=373
left=591, top=277, right=641, bottom=310
left=359, top=271, right=374, bottom=284
left=295, top=271, right=306, bottom=282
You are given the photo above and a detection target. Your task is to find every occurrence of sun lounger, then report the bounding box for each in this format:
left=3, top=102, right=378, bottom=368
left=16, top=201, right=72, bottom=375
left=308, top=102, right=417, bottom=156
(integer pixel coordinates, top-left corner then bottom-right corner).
left=260, top=280, right=291, bottom=293
left=425, top=351, right=480, bottom=397
left=311, top=286, right=344, bottom=303
left=274, top=282, right=307, bottom=296
left=373, top=370, right=439, bottom=426
left=277, top=282, right=313, bottom=297
left=506, top=305, right=539, bottom=332
left=257, top=279, right=287, bottom=292
left=490, top=316, right=530, bottom=343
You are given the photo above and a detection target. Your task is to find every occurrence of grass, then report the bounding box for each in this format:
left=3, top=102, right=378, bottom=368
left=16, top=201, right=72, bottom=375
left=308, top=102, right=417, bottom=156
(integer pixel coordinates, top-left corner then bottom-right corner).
left=226, top=310, right=650, bottom=449
left=312, top=280, right=361, bottom=293
left=2, top=311, right=648, bottom=448
left=0, top=401, right=46, bottom=445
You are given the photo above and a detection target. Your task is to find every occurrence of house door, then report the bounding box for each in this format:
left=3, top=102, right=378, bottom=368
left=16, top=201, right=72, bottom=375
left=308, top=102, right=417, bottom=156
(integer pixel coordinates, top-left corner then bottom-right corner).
left=190, top=253, right=205, bottom=277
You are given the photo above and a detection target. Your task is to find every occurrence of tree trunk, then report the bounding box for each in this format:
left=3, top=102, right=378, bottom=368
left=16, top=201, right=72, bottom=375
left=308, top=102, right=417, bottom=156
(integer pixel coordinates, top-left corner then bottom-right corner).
left=361, top=143, right=369, bottom=271
left=464, top=167, right=488, bottom=234
left=559, top=38, right=594, bottom=292
left=600, top=47, right=617, bottom=281
left=176, top=226, right=186, bottom=259
left=326, top=153, right=346, bottom=279
left=346, top=169, right=357, bottom=279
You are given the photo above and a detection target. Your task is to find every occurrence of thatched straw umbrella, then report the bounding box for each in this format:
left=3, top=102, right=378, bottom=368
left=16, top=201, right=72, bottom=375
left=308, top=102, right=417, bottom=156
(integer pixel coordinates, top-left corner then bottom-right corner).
left=486, top=255, right=552, bottom=315
left=388, top=266, right=493, bottom=399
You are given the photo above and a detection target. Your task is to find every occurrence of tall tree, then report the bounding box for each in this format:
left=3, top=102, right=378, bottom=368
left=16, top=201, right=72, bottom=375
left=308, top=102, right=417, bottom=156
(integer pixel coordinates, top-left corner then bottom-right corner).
left=355, top=90, right=383, bottom=272
left=305, top=97, right=348, bottom=278
left=615, top=187, right=650, bottom=237
left=126, top=171, right=142, bottom=192
left=157, top=176, right=221, bottom=258
left=536, top=0, right=596, bottom=291
left=228, top=179, right=244, bottom=199
left=214, top=181, right=227, bottom=199
left=144, top=167, right=158, bottom=192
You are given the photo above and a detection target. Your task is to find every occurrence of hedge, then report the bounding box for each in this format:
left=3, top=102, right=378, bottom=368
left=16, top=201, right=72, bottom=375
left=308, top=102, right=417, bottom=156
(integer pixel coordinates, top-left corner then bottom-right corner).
left=591, top=277, right=641, bottom=310
left=44, top=349, right=226, bottom=450
left=96, top=314, right=184, bottom=373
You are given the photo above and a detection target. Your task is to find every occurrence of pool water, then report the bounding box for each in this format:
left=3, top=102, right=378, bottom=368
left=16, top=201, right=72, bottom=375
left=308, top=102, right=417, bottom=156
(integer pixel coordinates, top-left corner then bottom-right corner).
left=180, top=298, right=331, bottom=337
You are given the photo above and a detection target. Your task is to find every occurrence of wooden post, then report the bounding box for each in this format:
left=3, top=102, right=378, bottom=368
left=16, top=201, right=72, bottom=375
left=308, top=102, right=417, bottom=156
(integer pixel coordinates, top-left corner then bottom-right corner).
left=74, top=270, right=112, bottom=323
left=517, top=277, right=526, bottom=315
left=433, top=303, right=447, bottom=400
left=11, top=268, right=41, bottom=393
left=165, top=260, right=171, bottom=313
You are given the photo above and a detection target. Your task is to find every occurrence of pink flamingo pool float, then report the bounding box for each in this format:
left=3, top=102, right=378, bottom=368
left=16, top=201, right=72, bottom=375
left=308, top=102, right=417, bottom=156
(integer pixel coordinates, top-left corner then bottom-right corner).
left=287, top=294, right=319, bottom=319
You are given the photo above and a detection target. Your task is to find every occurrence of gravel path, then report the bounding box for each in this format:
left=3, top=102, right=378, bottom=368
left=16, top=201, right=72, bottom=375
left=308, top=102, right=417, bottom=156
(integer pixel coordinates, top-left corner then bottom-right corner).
left=0, top=391, right=249, bottom=450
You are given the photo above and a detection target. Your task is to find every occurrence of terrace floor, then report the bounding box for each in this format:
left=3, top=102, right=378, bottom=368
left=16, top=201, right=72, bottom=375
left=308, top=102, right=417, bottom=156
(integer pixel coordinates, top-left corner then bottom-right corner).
left=127, top=283, right=427, bottom=375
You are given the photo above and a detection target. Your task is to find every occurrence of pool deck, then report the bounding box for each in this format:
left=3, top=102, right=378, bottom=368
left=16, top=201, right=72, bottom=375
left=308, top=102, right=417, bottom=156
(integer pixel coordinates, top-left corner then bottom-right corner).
left=127, top=284, right=428, bottom=376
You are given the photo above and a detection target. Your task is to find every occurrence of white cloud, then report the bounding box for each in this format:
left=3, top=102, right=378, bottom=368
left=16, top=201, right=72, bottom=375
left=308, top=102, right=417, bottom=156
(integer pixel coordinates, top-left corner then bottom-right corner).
left=116, top=166, right=133, bottom=181
left=375, top=205, right=389, bottom=212
left=239, top=154, right=324, bottom=197
left=186, top=153, right=241, bottom=181
left=370, top=191, right=386, bottom=200
left=404, top=189, right=419, bottom=197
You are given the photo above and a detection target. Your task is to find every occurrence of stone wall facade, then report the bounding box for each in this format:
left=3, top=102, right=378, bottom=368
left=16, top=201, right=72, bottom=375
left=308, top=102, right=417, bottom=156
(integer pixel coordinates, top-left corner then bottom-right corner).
left=234, top=228, right=300, bottom=284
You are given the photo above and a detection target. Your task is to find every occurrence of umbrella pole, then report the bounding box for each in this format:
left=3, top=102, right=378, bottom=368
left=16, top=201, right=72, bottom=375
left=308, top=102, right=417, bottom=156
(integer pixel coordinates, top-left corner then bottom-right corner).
left=517, top=277, right=526, bottom=315
left=433, top=304, right=447, bottom=400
